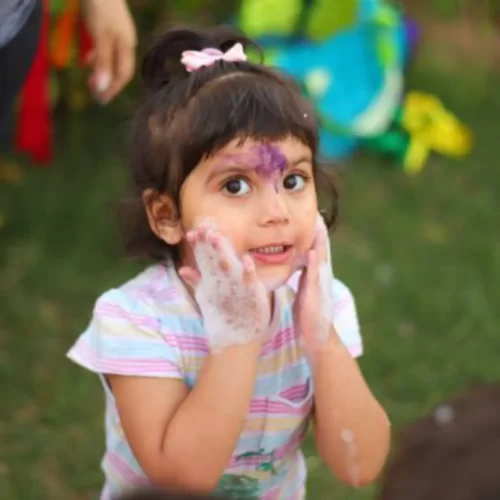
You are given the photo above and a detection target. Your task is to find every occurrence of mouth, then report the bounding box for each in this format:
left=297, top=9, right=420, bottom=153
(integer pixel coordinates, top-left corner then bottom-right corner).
left=249, top=244, right=294, bottom=265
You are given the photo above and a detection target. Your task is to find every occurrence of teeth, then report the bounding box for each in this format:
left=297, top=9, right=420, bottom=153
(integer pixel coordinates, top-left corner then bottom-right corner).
left=253, top=245, right=285, bottom=254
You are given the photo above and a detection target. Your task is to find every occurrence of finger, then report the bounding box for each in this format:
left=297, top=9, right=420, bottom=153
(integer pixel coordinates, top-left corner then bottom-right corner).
left=242, top=254, right=257, bottom=284
left=215, top=231, right=243, bottom=272
left=100, top=38, right=135, bottom=103
left=307, top=249, right=319, bottom=283
left=296, top=266, right=308, bottom=292
left=313, top=214, right=329, bottom=264
left=207, top=231, right=220, bottom=250
left=317, top=228, right=328, bottom=264
left=208, top=232, right=230, bottom=273
left=197, top=226, right=207, bottom=242
left=178, top=266, right=201, bottom=288
left=84, top=49, right=95, bottom=67
left=186, top=230, right=197, bottom=246
left=91, top=31, right=113, bottom=100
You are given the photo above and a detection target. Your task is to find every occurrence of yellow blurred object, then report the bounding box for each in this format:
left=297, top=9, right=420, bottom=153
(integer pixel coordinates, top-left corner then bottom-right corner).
left=68, top=87, right=89, bottom=111
left=239, top=0, right=302, bottom=38
left=401, top=92, right=473, bottom=175
left=0, top=161, right=23, bottom=184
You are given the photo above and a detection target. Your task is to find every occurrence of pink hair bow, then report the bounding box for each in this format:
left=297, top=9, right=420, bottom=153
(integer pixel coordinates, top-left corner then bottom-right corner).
left=180, top=43, right=248, bottom=73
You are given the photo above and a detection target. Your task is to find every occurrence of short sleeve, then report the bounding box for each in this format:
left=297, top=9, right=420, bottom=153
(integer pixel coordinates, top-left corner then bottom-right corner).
left=287, top=272, right=363, bottom=358
left=331, top=279, right=363, bottom=358
left=67, top=289, right=183, bottom=379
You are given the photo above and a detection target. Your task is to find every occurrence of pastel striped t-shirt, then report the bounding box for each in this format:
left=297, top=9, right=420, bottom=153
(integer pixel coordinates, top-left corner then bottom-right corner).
left=67, top=263, right=362, bottom=499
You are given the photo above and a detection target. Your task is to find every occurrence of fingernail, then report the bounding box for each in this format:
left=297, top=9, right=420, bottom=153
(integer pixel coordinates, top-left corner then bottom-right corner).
left=95, top=72, right=111, bottom=93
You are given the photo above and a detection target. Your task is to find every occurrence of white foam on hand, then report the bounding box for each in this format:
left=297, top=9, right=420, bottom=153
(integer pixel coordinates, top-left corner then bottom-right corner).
left=292, top=212, right=335, bottom=352
left=187, top=222, right=270, bottom=352
left=316, top=214, right=334, bottom=343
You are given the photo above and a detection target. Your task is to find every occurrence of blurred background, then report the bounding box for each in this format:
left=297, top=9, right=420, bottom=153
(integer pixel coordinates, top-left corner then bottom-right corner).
left=0, top=0, right=499, bottom=498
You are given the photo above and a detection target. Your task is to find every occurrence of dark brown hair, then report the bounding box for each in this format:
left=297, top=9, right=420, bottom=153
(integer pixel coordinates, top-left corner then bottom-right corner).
left=380, top=384, right=500, bottom=500
left=121, top=25, right=338, bottom=264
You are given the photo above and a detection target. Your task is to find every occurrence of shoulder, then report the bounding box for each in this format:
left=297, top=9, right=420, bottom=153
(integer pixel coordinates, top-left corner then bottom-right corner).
left=330, top=279, right=363, bottom=358
left=67, top=264, right=188, bottom=378
left=92, top=264, right=179, bottom=328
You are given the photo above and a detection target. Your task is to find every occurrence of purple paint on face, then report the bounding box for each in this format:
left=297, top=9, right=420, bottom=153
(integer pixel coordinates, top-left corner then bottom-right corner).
left=213, top=144, right=288, bottom=192
left=253, top=144, right=287, bottom=178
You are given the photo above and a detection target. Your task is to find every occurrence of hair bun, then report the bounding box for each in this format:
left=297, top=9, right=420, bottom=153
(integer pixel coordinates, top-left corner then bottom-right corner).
left=141, top=26, right=260, bottom=92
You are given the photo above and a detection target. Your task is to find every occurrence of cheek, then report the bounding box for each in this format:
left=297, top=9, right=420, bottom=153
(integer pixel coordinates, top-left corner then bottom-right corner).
left=213, top=219, right=248, bottom=253
left=299, top=222, right=316, bottom=253
left=182, top=207, right=249, bottom=254
left=291, top=201, right=318, bottom=250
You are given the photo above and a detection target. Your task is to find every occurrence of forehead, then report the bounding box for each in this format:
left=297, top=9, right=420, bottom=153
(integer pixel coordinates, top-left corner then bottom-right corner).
left=213, top=136, right=311, bottom=162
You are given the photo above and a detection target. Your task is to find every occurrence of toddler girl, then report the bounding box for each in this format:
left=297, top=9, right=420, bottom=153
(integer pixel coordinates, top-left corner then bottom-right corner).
left=68, top=26, right=390, bottom=500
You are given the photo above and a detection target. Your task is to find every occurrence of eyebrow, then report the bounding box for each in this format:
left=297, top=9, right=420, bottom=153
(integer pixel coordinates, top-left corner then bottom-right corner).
left=289, top=155, right=313, bottom=167
left=206, top=154, right=313, bottom=183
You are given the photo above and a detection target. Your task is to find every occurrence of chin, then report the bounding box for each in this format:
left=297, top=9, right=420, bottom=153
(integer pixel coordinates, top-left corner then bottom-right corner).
left=257, top=265, right=295, bottom=291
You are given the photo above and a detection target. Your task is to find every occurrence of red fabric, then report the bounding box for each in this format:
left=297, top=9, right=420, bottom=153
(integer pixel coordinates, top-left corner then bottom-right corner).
left=15, top=0, right=52, bottom=164
left=78, top=18, right=93, bottom=65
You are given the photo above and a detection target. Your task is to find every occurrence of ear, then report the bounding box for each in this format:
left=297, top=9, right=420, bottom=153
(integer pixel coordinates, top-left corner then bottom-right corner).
left=143, top=189, right=183, bottom=245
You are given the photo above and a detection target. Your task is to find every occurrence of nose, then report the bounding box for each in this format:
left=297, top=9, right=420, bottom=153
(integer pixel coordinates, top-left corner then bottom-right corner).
left=257, top=184, right=289, bottom=227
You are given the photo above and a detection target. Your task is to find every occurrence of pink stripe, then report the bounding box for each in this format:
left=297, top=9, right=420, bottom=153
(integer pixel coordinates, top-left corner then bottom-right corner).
left=279, top=383, right=308, bottom=401
left=260, top=327, right=297, bottom=357
left=133, top=283, right=180, bottom=300
left=154, top=289, right=181, bottom=300
left=163, top=334, right=209, bottom=353
left=103, top=451, right=149, bottom=487
left=133, top=289, right=180, bottom=302
left=154, top=265, right=166, bottom=282
left=249, top=398, right=310, bottom=416
left=280, top=388, right=306, bottom=401
left=272, top=428, right=305, bottom=459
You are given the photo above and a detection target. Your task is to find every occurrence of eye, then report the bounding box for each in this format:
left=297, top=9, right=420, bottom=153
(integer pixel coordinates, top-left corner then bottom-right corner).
left=283, top=173, right=306, bottom=191
left=223, top=178, right=251, bottom=196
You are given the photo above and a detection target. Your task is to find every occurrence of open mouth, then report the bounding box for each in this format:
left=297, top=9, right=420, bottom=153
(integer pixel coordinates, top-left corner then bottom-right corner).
left=250, top=245, right=291, bottom=255
left=249, top=244, right=294, bottom=265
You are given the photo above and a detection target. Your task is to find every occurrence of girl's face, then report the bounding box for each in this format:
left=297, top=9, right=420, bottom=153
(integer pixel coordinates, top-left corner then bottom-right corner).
left=178, top=137, right=318, bottom=289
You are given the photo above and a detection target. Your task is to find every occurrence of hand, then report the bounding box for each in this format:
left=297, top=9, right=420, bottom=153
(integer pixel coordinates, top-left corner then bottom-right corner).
left=82, top=0, right=137, bottom=104
left=179, top=224, right=270, bottom=352
left=293, top=214, right=334, bottom=355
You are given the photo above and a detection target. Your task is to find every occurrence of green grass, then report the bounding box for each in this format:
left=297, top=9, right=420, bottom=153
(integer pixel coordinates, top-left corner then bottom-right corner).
left=1, top=67, right=499, bottom=499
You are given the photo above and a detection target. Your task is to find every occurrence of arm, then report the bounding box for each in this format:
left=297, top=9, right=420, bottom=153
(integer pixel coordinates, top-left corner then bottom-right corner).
left=310, top=332, right=390, bottom=487
left=293, top=215, right=390, bottom=486
left=107, top=225, right=270, bottom=492
left=109, top=341, right=260, bottom=493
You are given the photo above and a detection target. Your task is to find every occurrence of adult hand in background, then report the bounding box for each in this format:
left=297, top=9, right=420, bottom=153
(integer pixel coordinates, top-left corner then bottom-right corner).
left=82, top=0, right=137, bottom=104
